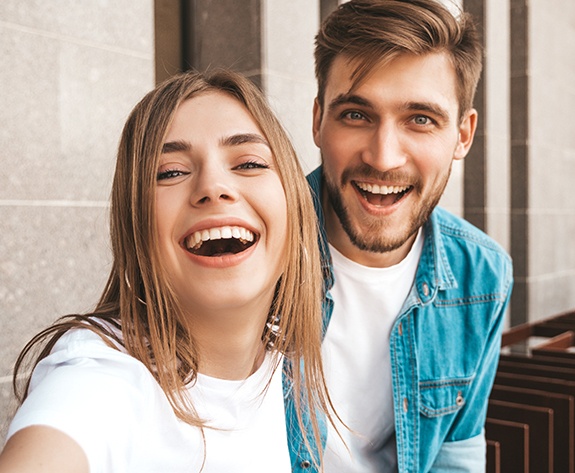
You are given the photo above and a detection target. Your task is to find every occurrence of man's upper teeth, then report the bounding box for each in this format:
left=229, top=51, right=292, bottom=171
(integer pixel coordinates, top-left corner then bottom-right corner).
left=186, top=226, right=254, bottom=250
left=357, top=182, right=409, bottom=195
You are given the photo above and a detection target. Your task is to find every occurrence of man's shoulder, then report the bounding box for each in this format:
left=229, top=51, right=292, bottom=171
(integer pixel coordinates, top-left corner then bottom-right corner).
left=306, top=166, right=322, bottom=191
left=425, top=208, right=513, bottom=307
left=429, top=207, right=513, bottom=290
left=307, top=166, right=326, bottom=229
left=431, top=207, right=510, bottom=261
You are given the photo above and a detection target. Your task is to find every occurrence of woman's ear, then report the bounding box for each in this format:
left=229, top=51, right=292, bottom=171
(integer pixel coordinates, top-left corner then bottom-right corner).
left=454, top=108, right=478, bottom=160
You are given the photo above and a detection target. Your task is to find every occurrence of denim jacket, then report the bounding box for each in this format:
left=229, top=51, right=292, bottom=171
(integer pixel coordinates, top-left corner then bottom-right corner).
left=283, top=167, right=513, bottom=473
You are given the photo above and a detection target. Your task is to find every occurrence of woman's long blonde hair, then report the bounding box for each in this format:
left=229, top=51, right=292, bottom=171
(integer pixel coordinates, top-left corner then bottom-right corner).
left=13, top=70, right=330, bottom=465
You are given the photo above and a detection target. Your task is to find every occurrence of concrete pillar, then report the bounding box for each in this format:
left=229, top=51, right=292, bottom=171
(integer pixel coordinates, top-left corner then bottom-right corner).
left=525, top=0, right=575, bottom=322
left=0, top=0, right=155, bottom=440
left=509, top=0, right=529, bottom=325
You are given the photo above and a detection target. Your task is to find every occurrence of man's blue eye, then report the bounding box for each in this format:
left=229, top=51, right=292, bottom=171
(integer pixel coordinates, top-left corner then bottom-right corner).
left=414, top=116, right=431, bottom=125
left=345, top=111, right=365, bottom=120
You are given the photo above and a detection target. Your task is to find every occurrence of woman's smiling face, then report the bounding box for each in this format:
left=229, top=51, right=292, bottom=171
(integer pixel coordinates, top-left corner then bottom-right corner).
left=155, top=91, right=288, bottom=316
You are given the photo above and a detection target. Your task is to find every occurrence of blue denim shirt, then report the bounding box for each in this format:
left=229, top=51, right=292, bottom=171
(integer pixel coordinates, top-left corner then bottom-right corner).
left=283, top=167, right=513, bottom=473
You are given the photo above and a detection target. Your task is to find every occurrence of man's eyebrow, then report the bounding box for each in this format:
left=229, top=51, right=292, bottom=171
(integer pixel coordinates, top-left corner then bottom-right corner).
left=220, top=133, right=270, bottom=148
left=402, top=101, right=451, bottom=122
left=328, top=93, right=373, bottom=113
left=327, top=94, right=452, bottom=123
left=161, top=140, right=191, bottom=154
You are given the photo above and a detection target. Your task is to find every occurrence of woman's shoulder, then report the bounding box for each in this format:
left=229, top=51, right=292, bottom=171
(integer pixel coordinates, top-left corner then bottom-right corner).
left=31, top=325, right=152, bottom=393
left=52, top=320, right=125, bottom=354
left=8, top=325, right=197, bottom=473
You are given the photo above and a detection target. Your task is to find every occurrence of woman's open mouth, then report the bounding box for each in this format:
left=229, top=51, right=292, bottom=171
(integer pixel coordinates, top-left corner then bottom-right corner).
left=184, top=226, right=257, bottom=257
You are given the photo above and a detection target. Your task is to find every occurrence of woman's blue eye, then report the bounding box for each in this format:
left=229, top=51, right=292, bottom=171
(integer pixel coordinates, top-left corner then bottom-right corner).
left=236, top=161, right=269, bottom=170
left=157, top=169, right=186, bottom=180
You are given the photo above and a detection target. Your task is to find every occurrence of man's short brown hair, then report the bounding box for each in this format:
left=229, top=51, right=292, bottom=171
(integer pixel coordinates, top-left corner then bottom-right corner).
left=314, top=0, right=483, bottom=121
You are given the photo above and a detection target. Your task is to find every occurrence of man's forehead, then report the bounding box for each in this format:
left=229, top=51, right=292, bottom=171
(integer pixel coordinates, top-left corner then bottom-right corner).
left=323, top=52, right=460, bottom=118
left=325, top=54, right=370, bottom=89
left=326, top=51, right=455, bottom=87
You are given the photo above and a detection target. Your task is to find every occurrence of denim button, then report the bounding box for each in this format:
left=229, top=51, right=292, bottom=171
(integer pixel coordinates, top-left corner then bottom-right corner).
left=456, top=391, right=464, bottom=406
left=300, top=460, right=311, bottom=468
left=422, top=282, right=430, bottom=297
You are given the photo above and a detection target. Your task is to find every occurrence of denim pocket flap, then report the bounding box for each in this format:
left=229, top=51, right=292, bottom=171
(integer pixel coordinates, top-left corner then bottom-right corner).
left=419, top=378, right=473, bottom=418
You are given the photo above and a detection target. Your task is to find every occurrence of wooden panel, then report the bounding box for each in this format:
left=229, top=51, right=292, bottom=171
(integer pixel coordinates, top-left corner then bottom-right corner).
left=532, top=330, right=575, bottom=359
left=490, top=384, right=574, bottom=473
left=494, top=311, right=575, bottom=472
left=501, top=323, right=570, bottom=348
left=486, top=440, right=501, bottom=473
left=494, top=370, right=575, bottom=399
left=497, top=360, right=575, bottom=381
left=485, top=418, right=529, bottom=473
left=487, top=399, right=553, bottom=472
left=500, top=353, right=575, bottom=369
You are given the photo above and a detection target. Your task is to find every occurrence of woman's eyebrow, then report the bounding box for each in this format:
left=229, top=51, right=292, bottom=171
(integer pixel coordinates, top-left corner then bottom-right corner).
left=161, top=133, right=270, bottom=154
left=161, top=140, right=191, bottom=154
left=220, top=133, right=270, bottom=148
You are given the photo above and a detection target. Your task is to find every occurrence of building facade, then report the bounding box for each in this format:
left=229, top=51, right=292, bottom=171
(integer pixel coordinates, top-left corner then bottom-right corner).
left=1, top=0, right=574, bottom=441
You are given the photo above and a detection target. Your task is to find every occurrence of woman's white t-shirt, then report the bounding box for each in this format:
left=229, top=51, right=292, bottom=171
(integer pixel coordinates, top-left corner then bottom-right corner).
left=7, top=329, right=291, bottom=473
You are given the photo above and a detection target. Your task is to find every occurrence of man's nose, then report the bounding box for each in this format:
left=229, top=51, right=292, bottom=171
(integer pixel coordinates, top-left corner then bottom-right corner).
left=361, top=124, right=407, bottom=172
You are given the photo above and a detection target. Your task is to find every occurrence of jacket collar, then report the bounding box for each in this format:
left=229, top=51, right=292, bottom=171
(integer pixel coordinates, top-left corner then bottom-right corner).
left=412, top=207, right=458, bottom=306
left=307, top=167, right=334, bottom=292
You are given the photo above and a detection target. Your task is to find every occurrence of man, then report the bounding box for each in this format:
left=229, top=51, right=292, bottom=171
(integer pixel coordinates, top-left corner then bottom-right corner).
left=302, top=0, right=513, bottom=471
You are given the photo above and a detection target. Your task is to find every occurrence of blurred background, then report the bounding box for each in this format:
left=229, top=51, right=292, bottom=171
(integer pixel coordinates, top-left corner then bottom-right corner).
left=1, top=0, right=574, bottom=443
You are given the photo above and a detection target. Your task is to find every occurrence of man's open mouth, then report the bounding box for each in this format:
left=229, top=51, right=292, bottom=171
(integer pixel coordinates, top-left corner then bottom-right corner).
left=354, top=181, right=412, bottom=206
left=184, top=226, right=256, bottom=257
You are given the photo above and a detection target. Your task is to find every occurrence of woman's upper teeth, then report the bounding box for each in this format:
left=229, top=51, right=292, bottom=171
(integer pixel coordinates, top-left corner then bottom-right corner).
left=357, top=182, right=410, bottom=195
left=186, top=226, right=254, bottom=250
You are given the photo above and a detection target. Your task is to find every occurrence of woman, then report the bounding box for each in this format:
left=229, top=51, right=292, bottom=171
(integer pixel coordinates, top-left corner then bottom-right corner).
left=0, top=70, right=332, bottom=472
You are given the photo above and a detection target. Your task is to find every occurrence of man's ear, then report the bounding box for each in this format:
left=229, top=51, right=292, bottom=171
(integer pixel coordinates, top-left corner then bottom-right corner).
left=312, top=98, right=322, bottom=148
left=454, top=108, right=478, bottom=160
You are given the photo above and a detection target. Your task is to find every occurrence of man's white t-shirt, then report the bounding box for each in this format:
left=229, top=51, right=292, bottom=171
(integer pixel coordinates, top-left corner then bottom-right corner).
left=7, top=328, right=291, bottom=473
left=323, top=230, right=423, bottom=472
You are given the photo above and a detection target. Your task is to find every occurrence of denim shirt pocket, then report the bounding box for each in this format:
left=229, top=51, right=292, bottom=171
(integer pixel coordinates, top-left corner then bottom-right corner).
left=419, top=377, right=474, bottom=418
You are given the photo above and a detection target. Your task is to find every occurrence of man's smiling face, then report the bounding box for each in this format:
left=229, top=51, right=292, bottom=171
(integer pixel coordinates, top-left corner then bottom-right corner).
left=313, top=52, right=477, bottom=267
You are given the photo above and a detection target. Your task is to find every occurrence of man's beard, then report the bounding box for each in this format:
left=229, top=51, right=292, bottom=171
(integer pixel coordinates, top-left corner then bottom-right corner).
left=323, top=164, right=451, bottom=254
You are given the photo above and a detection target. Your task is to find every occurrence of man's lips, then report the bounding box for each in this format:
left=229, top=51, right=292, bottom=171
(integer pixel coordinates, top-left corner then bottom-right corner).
left=353, top=181, right=413, bottom=207
left=183, top=225, right=256, bottom=257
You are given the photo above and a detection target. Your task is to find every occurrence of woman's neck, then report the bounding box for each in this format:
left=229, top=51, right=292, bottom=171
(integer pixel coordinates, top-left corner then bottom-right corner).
left=187, top=305, right=270, bottom=380
left=197, top=333, right=266, bottom=380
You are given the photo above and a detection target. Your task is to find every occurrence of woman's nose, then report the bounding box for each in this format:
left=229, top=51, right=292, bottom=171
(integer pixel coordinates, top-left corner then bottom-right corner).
left=190, top=164, right=238, bottom=206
